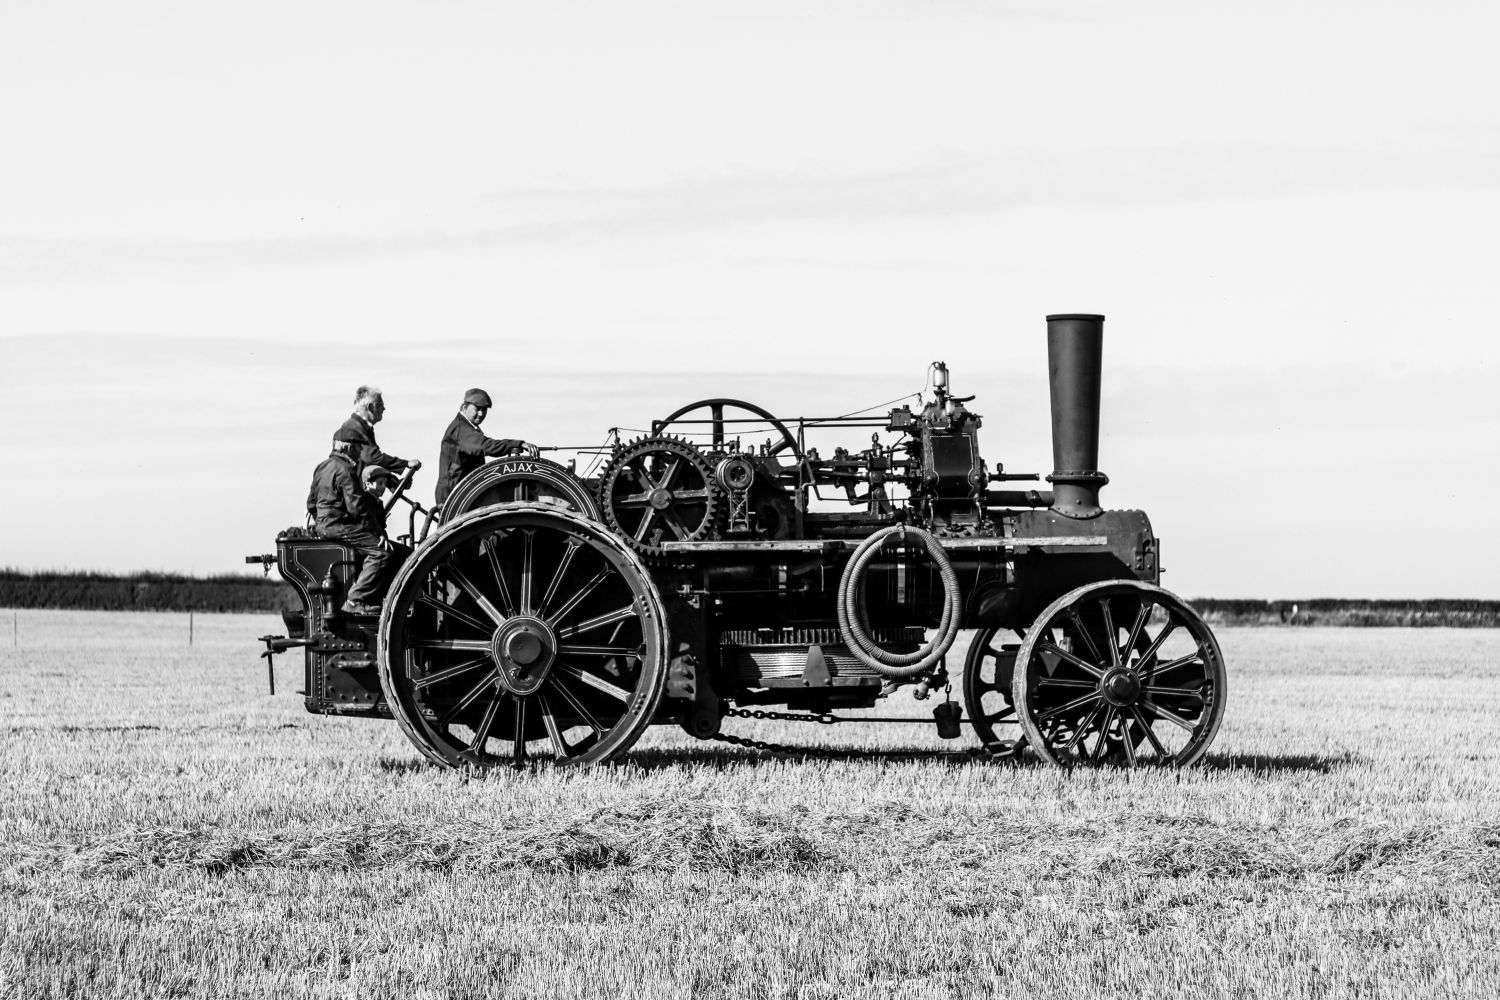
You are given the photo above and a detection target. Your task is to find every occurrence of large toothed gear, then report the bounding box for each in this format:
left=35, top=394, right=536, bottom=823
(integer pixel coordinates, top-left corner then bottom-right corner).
left=598, top=436, right=721, bottom=557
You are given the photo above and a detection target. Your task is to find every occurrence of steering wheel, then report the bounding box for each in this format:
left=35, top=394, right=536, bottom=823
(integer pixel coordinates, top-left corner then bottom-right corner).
left=652, top=398, right=802, bottom=459
left=383, top=464, right=419, bottom=515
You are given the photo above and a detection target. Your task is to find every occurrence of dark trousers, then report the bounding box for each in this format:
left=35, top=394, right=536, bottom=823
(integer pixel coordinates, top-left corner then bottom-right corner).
left=326, top=527, right=391, bottom=605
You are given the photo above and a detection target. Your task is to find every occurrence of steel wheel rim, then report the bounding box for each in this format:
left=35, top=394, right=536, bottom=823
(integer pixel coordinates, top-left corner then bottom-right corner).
left=378, top=504, right=667, bottom=768
left=1012, top=580, right=1226, bottom=768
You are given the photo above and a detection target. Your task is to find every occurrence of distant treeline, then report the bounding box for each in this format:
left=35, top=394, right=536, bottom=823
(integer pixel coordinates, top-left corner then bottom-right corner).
left=0, top=571, right=296, bottom=613
left=1192, top=598, right=1500, bottom=628
left=1, top=572, right=1496, bottom=626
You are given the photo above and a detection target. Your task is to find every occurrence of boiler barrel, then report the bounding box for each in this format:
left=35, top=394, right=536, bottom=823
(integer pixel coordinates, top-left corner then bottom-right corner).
left=1046, top=313, right=1109, bottom=518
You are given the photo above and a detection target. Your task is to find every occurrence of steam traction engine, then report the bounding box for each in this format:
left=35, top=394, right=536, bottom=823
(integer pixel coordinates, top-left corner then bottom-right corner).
left=252, top=315, right=1227, bottom=768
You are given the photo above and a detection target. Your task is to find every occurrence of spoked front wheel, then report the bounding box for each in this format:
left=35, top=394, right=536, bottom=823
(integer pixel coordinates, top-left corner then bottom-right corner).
left=377, top=504, right=668, bottom=768
left=1012, top=580, right=1227, bottom=767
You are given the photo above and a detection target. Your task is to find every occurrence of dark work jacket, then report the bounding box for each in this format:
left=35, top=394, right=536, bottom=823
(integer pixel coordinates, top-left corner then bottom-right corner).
left=306, top=452, right=385, bottom=535
left=336, top=415, right=410, bottom=474
left=435, top=414, right=523, bottom=505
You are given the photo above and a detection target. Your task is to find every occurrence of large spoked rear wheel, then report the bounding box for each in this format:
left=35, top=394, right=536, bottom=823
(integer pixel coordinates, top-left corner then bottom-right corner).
left=1012, top=580, right=1227, bottom=768
left=377, top=504, right=668, bottom=768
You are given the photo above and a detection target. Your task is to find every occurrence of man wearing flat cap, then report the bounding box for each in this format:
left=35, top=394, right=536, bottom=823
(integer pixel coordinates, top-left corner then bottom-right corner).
left=435, top=388, right=539, bottom=507
left=336, top=385, right=420, bottom=479
left=307, top=434, right=394, bottom=615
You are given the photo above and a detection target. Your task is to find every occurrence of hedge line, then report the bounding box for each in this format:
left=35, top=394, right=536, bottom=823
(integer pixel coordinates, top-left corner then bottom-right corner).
left=0, top=571, right=296, bottom=613
left=1, top=573, right=1496, bottom=625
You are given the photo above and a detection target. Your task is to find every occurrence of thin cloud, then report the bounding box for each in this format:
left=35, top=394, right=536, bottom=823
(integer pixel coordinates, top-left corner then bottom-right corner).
left=6, top=143, right=1499, bottom=282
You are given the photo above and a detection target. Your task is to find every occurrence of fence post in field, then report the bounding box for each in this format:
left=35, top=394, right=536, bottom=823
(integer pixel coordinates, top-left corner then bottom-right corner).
left=190, top=610, right=194, bottom=646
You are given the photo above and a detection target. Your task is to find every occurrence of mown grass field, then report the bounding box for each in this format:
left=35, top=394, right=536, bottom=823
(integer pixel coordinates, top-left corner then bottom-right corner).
left=2, top=610, right=1498, bottom=999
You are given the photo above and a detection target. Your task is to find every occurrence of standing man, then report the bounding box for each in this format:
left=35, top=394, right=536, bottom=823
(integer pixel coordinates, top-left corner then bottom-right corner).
left=337, top=385, right=420, bottom=478
left=435, top=388, right=539, bottom=506
left=306, top=434, right=392, bottom=615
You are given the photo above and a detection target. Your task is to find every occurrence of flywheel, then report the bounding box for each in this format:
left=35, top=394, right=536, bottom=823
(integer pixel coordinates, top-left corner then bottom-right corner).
left=598, top=436, right=720, bottom=557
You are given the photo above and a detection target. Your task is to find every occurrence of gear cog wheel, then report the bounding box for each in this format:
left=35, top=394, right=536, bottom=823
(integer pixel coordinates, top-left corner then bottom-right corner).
left=599, top=436, right=721, bottom=557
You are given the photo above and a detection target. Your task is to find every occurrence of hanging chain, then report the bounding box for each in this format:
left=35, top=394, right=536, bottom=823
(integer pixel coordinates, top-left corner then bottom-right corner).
left=725, top=707, right=839, bottom=725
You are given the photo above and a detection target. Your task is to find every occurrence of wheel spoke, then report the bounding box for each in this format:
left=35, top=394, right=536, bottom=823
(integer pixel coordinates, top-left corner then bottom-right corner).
left=558, top=644, right=636, bottom=657
left=554, top=663, right=632, bottom=702
left=1036, top=677, right=1095, bottom=689
left=1140, top=698, right=1197, bottom=733
left=1091, top=706, right=1117, bottom=761
left=1119, top=717, right=1138, bottom=766
left=627, top=463, right=656, bottom=494
left=1144, top=683, right=1204, bottom=698
left=408, top=638, right=492, bottom=652
left=660, top=509, right=693, bottom=541
left=547, top=567, right=613, bottom=627
left=520, top=530, right=535, bottom=614
left=443, top=564, right=508, bottom=627
left=1063, top=701, right=1106, bottom=752
left=438, top=669, right=499, bottom=727
left=1130, top=705, right=1171, bottom=758
left=1097, top=600, right=1121, bottom=668
left=1147, top=652, right=1203, bottom=678
left=1122, top=601, right=1153, bottom=662
left=538, top=692, right=570, bottom=759
left=556, top=604, right=638, bottom=639
left=483, top=543, right=518, bottom=619
left=512, top=696, right=529, bottom=767
left=537, top=539, right=581, bottom=619
left=1065, top=610, right=1106, bottom=664
left=711, top=402, right=725, bottom=449
left=1136, top=619, right=1179, bottom=666
left=1038, top=640, right=1106, bottom=680
left=616, top=493, right=653, bottom=508
left=671, top=488, right=711, bottom=501
left=414, top=593, right=491, bottom=634
left=1037, top=689, right=1103, bottom=722
left=412, top=654, right=491, bottom=690
left=468, top=691, right=504, bottom=753
left=545, top=676, right=605, bottom=734
left=633, top=507, right=657, bottom=543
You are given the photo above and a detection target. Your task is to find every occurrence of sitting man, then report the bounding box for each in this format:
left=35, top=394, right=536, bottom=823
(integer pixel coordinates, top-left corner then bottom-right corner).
left=434, top=387, right=540, bottom=507
left=306, top=433, right=393, bottom=616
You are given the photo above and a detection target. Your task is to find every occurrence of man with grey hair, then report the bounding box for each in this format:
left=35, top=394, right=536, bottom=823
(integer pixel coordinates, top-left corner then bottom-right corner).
left=336, top=385, right=419, bottom=479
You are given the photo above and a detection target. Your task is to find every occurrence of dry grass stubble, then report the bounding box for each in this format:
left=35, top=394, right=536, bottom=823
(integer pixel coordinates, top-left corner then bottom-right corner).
left=1, top=610, right=1498, bottom=998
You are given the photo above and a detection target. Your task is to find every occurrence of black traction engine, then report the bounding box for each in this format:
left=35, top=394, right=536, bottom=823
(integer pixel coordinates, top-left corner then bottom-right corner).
left=251, top=315, right=1227, bottom=768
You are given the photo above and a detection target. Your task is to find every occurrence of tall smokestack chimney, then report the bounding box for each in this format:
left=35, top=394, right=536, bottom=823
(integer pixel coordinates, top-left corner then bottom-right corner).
left=1046, top=314, right=1109, bottom=518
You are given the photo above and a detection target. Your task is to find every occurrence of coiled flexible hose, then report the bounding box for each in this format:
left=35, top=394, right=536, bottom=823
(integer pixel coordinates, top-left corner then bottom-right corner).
left=836, top=524, right=962, bottom=679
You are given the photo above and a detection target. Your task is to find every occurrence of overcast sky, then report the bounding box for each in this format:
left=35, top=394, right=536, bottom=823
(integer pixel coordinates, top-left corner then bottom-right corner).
left=2, top=0, right=1497, bottom=598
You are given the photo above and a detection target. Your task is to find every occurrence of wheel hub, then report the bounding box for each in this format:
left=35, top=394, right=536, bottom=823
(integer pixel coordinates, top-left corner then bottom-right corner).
left=648, top=488, right=673, bottom=510
left=489, top=617, right=557, bottom=695
left=1101, top=667, right=1142, bottom=707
